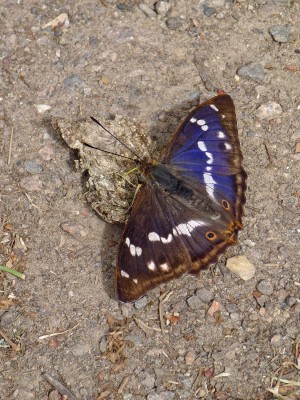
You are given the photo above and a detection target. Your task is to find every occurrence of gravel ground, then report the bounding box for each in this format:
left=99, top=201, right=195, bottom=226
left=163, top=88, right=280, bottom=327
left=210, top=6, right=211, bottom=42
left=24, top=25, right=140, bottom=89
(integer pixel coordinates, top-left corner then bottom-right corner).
left=0, top=1, right=299, bottom=399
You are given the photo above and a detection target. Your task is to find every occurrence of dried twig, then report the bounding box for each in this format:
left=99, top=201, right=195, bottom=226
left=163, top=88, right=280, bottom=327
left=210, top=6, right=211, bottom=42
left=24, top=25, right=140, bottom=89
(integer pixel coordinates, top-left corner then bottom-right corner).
left=192, top=367, right=203, bottom=392
left=133, top=316, right=168, bottom=334
left=158, top=290, right=172, bottom=334
left=117, top=375, right=130, bottom=394
left=38, top=323, right=79, bottom=340
left=42, top=372, right=78, bottom=400
left=8, top=127, right=13, bottom=165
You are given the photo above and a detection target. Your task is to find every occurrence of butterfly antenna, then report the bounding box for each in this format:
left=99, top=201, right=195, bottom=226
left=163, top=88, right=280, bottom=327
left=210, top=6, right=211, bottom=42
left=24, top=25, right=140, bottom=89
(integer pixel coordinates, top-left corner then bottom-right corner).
left=90, top=116, right=143, bottom=162
left=82, top=141, right=139, bottom=163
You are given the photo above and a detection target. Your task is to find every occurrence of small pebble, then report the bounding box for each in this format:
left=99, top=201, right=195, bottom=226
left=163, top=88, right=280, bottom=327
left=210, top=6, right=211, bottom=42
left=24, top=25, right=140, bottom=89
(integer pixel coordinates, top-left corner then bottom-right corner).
left=147, top=392, right=175, bottom=400
left=155, top=1, right=171, bottom=17
left=203, top=5, right=217, bottom=17
left=185, top=350, right=196, bottom=365
left=61, top=221, right=87, bottom=238
left=141, top=372, right=156, bottom=390
left=270, top=334, right=283, bottom=347
left=48, top=390, right=60, bottom=400
left=237, top=63, right=264, bottom=83
left=195, top=288, right=214, bottom=303
left=256, top=279, right=274, bottom=295
left=24, top=160, right=43, bottom=174
left=207, top=300, right=221, bottom=317
left=34, top=104, right=51, bottom=113
left=210, top=0, right=226, bottom=5
left=269, top=25, right=293, bottom=43
left=20, top=175, right=43, bottom=191
left=139, top=3, right=156, bottom=19
left=63, top=75, right=83, bottom=90
left=257, top=295, right=270, bottom=308
left=255, top=101, right=283, bottom=119
left=166, top=17, right=184, bottom=30
left=134, top=296, right=148, bottom=309
left=39, top=145, right=55, bottom=161
left=226, top=255, right=256, bottom=281
left=187, top=295, right=203, bottom=310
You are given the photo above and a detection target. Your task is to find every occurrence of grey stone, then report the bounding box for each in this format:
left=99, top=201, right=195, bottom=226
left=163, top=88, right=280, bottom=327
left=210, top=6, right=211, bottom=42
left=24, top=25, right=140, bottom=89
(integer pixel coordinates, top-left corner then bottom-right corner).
left=195, top=288, right=214, bottom=303
left=134, top=296, right=148, bottom=309
left=139, top=4, right=156, bottom=19
left=269, top=25, right=293, bottom=43
left=257, top=279, right=274, bottom=295
left=203, top=6, right=217, bottom=17
left=155, top=1, right=171, bottom=17
left=255, top=101, right=283, bottom=119
left=24, top=160, right=43, bottom=174
left=166, top=17, right=184, bottom=30
left=187, top=295, right=203, bottom=310
left=63, top=75, right=83, bottom=89
left=237, top=63, right=264, bottom=83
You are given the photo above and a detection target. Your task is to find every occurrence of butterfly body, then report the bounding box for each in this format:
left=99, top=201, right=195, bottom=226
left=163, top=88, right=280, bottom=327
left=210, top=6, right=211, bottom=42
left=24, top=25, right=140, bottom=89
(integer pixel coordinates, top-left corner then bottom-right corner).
left=116, top=94, right=247, bottom=303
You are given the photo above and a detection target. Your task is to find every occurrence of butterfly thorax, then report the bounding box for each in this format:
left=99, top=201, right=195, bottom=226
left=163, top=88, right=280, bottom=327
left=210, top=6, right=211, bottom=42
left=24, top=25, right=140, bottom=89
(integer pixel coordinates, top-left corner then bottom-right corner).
left=143, top=162, right=192, bottom=199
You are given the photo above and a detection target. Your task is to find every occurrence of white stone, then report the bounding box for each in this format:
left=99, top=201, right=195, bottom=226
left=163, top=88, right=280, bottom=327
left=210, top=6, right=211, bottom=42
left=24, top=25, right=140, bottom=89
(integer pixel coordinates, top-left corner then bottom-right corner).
left=226, top=255, right=256, bottom=281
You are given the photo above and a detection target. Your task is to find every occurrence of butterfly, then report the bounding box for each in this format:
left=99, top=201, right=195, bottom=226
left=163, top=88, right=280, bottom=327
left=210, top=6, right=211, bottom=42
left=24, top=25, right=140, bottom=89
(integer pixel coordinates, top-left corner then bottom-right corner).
left=116, top=94, right=247, bottom=302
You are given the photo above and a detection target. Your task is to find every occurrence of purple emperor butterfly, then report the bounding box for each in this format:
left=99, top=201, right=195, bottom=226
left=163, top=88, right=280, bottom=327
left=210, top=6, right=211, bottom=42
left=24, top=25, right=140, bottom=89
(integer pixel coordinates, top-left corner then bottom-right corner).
left=115, top=94, right=247, bottom=302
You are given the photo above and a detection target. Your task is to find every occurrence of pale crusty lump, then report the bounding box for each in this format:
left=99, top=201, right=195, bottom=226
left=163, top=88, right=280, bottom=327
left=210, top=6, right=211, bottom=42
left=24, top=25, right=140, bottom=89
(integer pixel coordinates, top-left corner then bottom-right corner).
left=52, top=116, right=154, bottom=223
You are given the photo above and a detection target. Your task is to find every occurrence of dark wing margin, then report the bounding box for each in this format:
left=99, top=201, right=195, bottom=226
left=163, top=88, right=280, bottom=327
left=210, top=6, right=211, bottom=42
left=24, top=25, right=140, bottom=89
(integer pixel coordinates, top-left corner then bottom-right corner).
left=116, top=182, right=238, bottom=303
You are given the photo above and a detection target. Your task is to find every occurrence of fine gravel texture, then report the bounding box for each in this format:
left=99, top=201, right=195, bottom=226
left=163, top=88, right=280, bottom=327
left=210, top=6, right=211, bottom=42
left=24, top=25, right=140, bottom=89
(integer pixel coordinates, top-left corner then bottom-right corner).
left=0, top=1, right=300, bottom=399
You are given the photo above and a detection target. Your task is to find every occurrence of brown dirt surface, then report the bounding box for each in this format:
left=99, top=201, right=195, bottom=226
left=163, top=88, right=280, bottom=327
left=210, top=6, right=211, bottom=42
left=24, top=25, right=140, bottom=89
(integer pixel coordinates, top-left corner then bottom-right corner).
left=0, top=1, right=299, bottom=399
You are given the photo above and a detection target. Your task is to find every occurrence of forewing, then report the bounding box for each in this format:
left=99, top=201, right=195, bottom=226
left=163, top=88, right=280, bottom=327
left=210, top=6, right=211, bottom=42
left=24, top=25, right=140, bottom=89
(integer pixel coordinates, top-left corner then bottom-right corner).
left=162, top=94, right=246, bottom=225
left=117, top=182, right=237, bottom=303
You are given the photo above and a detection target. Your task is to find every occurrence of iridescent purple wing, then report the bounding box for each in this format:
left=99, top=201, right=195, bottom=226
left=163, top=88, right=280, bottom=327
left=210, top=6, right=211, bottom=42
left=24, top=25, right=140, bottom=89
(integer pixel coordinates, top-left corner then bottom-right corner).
left=162, top=94, right=246, bottom=225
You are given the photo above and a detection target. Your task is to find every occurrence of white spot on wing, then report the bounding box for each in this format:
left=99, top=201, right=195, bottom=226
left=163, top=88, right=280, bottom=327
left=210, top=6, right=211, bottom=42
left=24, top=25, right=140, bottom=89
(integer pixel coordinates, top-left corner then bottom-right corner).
left=148, top=232, right=160, bottom=242
left=147, top=261, right=156, bottom=271
left=197, top=119, right=206, bottom=126
left=160, top=263, right=169, bottom=271
left=210, top=104, right=219, bottom=111
left=176, top=223, right=191, bottom=236
left=161, top=234, right=173, bottom=244
left=129, top=244, right=142, bottom=257
left=133, top=279, right=138, bottom=284
left=190, top=117, right=197, bottom=123
left=121, top=270, right=130, bottom=278
left=130, top=244, right=136, bottom=256
left=218, top=131, right=225, bottom=138
left=125, top=237, right=130, bottom=247
left=198, top=141, right=207, bottom=152
left=224, top=142, right=232, bottom=150
left=188, top=220, right=205, bottom=228
left=203, top=172, right=216, bottom=198
left=201, top=124, right=208, bottom=131
left=206, top=152, right=213, bottom=164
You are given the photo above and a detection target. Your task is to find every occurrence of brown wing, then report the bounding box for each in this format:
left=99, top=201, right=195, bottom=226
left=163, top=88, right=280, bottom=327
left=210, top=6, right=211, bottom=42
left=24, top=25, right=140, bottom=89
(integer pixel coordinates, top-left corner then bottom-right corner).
left=116, top=182, right=237, bottom=303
